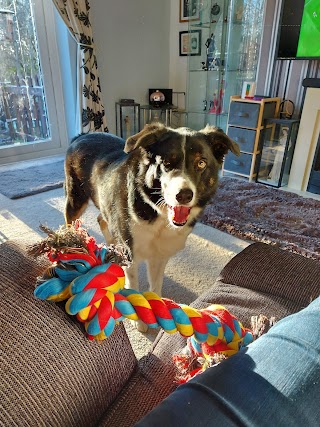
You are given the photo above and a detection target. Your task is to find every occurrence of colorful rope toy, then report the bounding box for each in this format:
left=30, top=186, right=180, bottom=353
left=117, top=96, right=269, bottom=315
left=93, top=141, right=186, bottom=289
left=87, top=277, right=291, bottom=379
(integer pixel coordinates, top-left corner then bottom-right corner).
left=31, top=222, right=253, bottom=359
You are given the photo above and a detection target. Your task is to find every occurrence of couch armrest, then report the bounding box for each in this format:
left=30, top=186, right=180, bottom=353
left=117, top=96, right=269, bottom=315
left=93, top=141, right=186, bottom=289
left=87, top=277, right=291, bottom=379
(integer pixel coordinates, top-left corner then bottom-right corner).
left=0, top=241, right=137, bottom=427
left=219, top=242, right=320, bottom=305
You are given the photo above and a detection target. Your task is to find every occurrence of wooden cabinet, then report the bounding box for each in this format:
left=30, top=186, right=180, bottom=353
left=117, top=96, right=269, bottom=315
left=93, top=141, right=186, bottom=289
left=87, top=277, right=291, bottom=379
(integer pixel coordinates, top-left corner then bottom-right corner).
left=223, top=96, right=281, bottom=181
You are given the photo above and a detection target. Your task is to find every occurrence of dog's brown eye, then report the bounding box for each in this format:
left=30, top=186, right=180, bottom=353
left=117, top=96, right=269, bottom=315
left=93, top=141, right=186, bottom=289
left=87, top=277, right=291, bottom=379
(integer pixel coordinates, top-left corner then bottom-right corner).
left=197, top=159, right=207, bottom=170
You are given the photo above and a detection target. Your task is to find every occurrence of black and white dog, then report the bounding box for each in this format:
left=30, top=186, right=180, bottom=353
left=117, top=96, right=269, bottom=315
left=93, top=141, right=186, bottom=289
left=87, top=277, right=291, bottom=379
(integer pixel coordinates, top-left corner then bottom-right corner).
left=65, top=122, right=239, bottom=330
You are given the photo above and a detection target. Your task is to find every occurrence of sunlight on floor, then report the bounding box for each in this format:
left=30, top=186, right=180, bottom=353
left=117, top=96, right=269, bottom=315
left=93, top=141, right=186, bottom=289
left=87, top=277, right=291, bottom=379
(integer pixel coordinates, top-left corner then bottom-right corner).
left=46, top=197, right=103, bottom=239
left=0, top=209, right=40, bottom=243
left=0, top=186, right=106, bottom=248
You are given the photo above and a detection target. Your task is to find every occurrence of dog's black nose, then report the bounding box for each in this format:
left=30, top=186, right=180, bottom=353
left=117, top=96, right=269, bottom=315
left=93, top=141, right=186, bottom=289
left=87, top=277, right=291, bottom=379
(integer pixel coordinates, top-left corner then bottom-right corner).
left=176, top=188, right=193, bottom=205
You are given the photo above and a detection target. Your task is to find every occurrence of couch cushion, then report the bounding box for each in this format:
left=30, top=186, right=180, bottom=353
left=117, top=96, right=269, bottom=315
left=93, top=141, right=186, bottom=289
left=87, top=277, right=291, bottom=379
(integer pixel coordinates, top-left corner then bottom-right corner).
left=119, top=242, right=320, bottom=425
left=98, top=353, right=177, bottom=427
left=0, top=241, right=137, bottom=427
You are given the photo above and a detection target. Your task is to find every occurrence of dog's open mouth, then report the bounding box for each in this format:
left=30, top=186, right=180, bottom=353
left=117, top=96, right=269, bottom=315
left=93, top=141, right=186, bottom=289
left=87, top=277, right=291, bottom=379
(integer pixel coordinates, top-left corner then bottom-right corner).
left=169, top=205, right=191, bottom=226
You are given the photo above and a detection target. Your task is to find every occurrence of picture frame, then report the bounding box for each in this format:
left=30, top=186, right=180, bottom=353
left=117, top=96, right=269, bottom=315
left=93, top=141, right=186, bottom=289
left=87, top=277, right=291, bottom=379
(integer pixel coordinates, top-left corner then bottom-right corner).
left=179, top=0, right=200, bottom=22
left=179, top=30, right=201, bottom=56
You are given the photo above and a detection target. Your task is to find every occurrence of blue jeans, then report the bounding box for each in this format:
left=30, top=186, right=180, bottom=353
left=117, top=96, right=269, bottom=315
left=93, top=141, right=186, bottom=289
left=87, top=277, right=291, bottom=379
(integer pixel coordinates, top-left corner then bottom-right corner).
left=136, top=297, right=320, bottom=426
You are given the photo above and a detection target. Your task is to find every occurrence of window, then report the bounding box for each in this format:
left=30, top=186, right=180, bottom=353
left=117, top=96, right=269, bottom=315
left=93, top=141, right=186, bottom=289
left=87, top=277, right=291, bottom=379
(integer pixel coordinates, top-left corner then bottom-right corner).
left=0, top=0, right=68, bottom=164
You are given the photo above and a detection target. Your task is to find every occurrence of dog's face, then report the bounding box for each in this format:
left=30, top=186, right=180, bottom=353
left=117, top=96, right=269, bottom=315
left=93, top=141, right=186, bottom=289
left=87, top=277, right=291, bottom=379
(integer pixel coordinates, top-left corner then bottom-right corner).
left=125, top=123, right=239, bottom=227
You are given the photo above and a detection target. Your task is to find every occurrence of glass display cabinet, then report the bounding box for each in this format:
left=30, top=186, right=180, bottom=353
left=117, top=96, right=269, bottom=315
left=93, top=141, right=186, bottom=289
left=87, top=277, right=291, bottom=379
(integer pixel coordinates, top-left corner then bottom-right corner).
left=186, top=0, right=265, bottom=131
left=256, top=119, right=299, bottom=187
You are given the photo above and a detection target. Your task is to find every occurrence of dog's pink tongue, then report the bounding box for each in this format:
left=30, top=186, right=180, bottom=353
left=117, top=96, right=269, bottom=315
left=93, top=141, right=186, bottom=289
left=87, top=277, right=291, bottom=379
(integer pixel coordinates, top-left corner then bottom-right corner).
left=171, top=206, right=191, bottom=225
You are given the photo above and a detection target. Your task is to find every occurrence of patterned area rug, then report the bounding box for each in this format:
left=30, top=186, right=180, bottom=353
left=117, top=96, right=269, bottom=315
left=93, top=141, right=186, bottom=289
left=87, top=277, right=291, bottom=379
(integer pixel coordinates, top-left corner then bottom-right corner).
left=202, top=177, right=320, bottom=260
left=0, top=159, right=64, bottom=199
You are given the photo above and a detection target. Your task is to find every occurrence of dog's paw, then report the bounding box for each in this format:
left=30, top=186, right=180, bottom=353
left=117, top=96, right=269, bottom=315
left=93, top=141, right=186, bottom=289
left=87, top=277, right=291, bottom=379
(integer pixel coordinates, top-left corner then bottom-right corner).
left=134, top=319, right=149, bottom=333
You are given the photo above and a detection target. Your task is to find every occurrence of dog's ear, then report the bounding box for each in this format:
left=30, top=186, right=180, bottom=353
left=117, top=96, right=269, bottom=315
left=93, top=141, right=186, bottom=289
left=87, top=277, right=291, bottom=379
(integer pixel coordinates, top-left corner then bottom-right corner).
left=199, top=124, right=240, bottom=164
left=124, top=122, right=167, bottom=153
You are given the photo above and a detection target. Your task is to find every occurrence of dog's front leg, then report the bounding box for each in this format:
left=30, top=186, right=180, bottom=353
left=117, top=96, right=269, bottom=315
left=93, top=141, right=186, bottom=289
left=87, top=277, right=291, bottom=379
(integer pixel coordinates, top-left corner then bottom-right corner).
left=97, top=214, right=115, bottom=245
left=124, top=261, right=139, bottom=291
left=146, top=257, right=170, bottom=297
left=124, top=261, right=149, bottom=333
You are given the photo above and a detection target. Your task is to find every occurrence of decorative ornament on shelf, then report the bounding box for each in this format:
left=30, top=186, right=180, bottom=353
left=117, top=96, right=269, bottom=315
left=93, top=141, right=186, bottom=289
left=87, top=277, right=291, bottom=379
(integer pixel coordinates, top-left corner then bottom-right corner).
left=235, top=4, right=244, bottom=22
left=203, top=99, right=207, bottom=111
left=209, top=93, right=218, bottom=114
left=209, top=80, right=224, bottom=115
left=205, top=33, right=216, bottom=70
left=150, top=90, right=165, bottom=107
left=201, top=61, right=208, bottom=71
left=123, top=116, right=130, bottom=140
left=211, top=2, right=221, bottom=16
left=194, top=0, right=210, bottom=26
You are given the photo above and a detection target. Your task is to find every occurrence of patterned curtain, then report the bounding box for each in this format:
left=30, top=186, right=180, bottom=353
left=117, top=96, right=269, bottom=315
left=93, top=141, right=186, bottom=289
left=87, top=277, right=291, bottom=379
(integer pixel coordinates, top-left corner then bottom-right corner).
left=52, top=0, right=108, bottom=133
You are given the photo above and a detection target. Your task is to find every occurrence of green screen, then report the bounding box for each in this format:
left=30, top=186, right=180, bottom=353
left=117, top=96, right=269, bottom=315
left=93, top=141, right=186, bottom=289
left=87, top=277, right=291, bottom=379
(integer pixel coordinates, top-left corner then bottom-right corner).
left=297, top=0, right=320, bottom=58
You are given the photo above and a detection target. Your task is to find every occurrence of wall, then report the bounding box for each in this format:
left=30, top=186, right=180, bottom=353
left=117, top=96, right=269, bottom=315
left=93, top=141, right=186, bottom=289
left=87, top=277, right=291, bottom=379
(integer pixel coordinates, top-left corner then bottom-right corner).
left=90, top=0, right=171, bottom=133
left=168, top=0, right=188, bottom=97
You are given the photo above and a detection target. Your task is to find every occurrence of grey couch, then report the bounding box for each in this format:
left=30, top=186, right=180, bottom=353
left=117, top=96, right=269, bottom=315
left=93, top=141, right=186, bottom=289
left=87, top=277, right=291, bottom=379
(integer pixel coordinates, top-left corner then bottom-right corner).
left=1, top=240, right=320, bottom=427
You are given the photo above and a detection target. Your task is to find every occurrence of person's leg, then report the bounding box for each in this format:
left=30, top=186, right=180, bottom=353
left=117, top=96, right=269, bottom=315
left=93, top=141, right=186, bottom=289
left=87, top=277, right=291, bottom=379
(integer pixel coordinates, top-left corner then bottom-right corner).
left=136, top=297, right=320, bottom=426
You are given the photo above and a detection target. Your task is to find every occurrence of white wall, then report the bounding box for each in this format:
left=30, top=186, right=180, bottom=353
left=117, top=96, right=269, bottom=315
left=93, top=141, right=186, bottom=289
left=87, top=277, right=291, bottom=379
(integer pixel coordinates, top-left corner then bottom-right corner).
left=91, top=0, right=174, bottom=133
left=168, top=0, right=188, bottom=95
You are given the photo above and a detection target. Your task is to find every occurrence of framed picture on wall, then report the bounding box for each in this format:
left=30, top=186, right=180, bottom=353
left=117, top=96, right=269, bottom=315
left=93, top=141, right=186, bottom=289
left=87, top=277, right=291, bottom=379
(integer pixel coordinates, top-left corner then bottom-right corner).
left=179, top=0, right=200, bottom=22
left=179, top=30, right=201, bottom=56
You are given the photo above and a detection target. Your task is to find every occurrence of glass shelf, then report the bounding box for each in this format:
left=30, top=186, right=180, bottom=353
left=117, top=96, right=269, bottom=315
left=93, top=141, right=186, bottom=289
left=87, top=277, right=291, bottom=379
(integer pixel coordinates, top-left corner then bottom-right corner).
left=189, top=68, right=225, bottom=73
left=190, top=22, right=214, bottom=29
left=188, top=68, right=248, bottom=73
left=190, top=20, right=243, bottom=29
left=187, top=110, right=228, bottom=116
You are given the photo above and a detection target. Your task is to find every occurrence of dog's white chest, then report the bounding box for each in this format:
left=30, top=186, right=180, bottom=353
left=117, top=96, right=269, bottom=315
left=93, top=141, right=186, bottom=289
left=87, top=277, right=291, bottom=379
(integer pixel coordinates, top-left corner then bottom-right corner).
left=132, top=217, right=191, bottom=261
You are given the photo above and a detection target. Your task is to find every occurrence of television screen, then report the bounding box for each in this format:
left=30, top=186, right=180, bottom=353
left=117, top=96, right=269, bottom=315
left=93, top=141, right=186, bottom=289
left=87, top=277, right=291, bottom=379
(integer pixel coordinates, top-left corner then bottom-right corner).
left=277, top=0, right=320, bottom=59
left=296, top=1, right=320, bottom=58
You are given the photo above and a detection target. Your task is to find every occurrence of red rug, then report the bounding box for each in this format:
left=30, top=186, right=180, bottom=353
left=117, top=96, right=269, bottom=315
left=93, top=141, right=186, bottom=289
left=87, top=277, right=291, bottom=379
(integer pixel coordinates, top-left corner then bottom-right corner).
left=202, top=177, right=320, bottom=261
